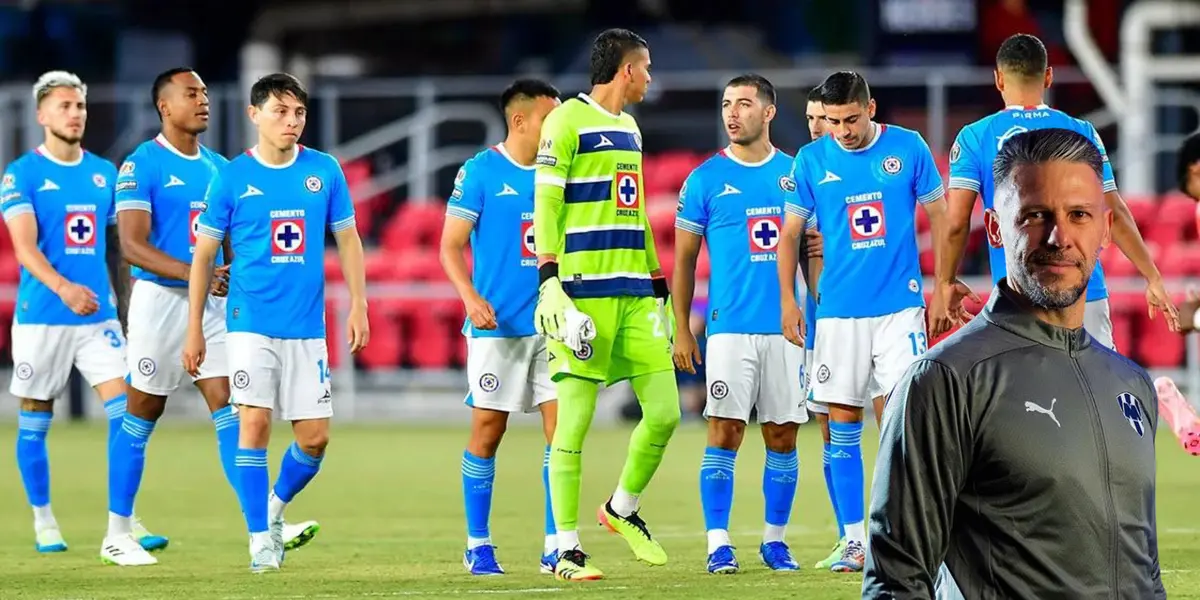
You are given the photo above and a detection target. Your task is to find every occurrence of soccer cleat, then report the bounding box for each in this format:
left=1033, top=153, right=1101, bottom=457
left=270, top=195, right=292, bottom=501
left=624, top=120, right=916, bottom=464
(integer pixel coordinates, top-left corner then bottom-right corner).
left=270, top=519, right=285, bottom=565
left=759, top=541, right=799, bottom=571
left=100, top=534, right=158, bottom=566
left=814, top=537, right=847, bottom=569
left=463, top=545, right=505, bottom=576
left=539, top=550, right=557, bottom=574
left=35, top=527, right=68, bottom=553
left=830, top=540, right=866, bottom=573
left=1155, top=377, right=1200, bottom=456
left=282, top=520, right=320, bottom=551
left=707, top=545, right=739, bottom=574
left=554, top=548, right=603, bottom=581
left=131, top=515, right=169, bottom=552
left=249, top=536, right=280, bottom=573
left=597, top=501, right=668, bottom=566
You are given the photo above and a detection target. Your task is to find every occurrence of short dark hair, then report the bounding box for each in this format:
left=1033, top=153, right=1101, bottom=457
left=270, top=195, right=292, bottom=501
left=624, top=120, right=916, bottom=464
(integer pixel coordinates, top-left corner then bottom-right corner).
left=996, top=34, right=1048, bottom=80
left=151, top=67, right=196, bottom=122
left=818, top=71, right=870, bottom=107
left=499, top=79, right=560, bottom=113
left=806, top=85, right=822, bottom=103
left=1177, top=132, right=1200, bottom=194
left=725, top=73, right=776, bottom=106
left=590, top=28, right=649, bottom=85
left=250, top=73, right=308, bottom=108
left=993, top=128, right=1105, bottom=196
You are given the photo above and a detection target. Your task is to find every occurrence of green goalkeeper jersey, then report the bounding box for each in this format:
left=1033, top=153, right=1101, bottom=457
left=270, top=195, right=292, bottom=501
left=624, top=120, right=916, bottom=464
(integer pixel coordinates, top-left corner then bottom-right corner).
left=534, top=93, right=661, bottom=299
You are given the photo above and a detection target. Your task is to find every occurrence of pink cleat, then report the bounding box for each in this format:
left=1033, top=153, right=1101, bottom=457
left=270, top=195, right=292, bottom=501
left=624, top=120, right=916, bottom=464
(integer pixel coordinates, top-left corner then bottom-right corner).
left=1154, top=377, right=1200, bottom=456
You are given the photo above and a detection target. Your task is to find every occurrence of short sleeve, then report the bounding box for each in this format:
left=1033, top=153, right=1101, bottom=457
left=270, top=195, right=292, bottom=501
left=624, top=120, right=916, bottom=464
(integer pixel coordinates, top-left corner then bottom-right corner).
left=783, top=152, right=814, bottom=220
left=0, top=161, right=33, bottom=222
left=115, top=153, right=154, bottom=214
left=445, top=159, right=485, bottom=224
left=196, top=168, right=232, bottom=242
left=534, top=106, right=578, bottom=189
left=947, top=127, right=982, bottom=193
left=1084, top=121, right=1118, bottom=193
left=911, top=133, right=945, bottom=205
left=326, top=159, right=356, bottom=233
left=674, top=170, right=708, bottom=235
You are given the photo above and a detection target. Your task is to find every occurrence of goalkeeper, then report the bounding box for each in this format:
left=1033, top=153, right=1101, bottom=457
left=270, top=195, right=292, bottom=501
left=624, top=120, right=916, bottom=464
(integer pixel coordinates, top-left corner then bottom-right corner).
left=533, top=28, right=680, bottom=582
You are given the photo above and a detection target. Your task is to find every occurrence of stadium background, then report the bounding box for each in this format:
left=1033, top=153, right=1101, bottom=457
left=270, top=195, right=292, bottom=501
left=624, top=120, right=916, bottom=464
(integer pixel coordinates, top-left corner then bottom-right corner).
left=0, top=2, right=1198, bottom=597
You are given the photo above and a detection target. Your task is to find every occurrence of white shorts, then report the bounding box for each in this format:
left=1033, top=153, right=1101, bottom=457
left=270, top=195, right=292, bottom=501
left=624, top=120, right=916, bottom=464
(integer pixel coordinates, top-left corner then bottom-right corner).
left=10, top=319, right=127, bottom=401
left=1084, top=299, right=1115, bottom=351
left=226, top=332, right=332, bottom=421
left=703, top=333, right=809, bottom=424
left=809, top=307, right=926, bottom=409
left=127, top=280, right=228, bottom=396
left=804, top=348, right=827, bottom=415
left=464, top=336, right=555, bottom=413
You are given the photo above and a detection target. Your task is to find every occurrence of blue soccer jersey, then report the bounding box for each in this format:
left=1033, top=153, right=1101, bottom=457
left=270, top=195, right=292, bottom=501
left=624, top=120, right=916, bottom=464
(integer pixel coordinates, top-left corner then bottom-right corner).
left=197, top=146, right=355, bottom=340
left=116, top=134, right=227, bottom=286
left=785, top=124, right=944, bottom=319
left=1, top=146, right=118, bottom=325
left=948, top=104, right=1116, bottom=302
left=445, top=144, right=537, bottom=338
left=676, top=147, right=796, bottom=335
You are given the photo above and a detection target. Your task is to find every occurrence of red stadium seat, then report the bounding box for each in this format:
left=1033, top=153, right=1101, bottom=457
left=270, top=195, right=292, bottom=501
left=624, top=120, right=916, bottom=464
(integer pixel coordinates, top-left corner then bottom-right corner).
left=1134, top=291, right=1185, bottom=367
left=404, top=298, right=457, bottom=369
left=381, top=200, right=445, bottom=252
left=0, top=253, right=19, bottom=283
left=341, top=159, right=380, bottom=238
left=646, top=151, right=701, bottom=198
left=364, top=249, right=397, bottom=281
left=324, top=251, right=344, bottom=283
left=1099, top=244, right=1137, bottom=277
left=357, top=299, right=404, bottom=370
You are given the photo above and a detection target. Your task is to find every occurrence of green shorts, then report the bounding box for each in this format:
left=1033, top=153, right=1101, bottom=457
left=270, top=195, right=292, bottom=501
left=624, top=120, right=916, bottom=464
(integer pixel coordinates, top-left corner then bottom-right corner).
left=547, top=296, right=674, bottom=386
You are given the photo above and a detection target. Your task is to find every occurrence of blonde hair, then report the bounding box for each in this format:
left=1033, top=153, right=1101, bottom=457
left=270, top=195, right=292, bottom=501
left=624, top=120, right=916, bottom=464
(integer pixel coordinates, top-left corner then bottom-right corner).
left=33, top=70, right=87, bottom=105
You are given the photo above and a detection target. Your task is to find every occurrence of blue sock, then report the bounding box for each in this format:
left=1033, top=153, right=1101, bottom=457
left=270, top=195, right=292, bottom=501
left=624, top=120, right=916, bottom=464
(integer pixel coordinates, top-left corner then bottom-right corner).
left=103, top=394, right=127, bottom=455
left=829, top=421, right=865, bottom=539
left=273, top=442, right=323, bottom=504
left=211, top=406, right=240, bottom=494
left=823, top=443, right=845, bottom=538
left=542, top=445, right=555, bottom=539
left=461, top=450, right=495, bottom=541
left=699, top=447, right=737, bottom=533
left=108, top=414, right=156, bottom=518
left=235, top=448, right=269, bottom=533
left=16, top=411, right=52, bottom=508
left=763, top=449, right=799, bottom=529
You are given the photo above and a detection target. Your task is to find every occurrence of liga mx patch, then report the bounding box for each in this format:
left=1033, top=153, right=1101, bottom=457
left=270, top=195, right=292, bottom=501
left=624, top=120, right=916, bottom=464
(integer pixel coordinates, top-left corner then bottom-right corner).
left=747, top=216, right=781, bottom=255
left=64, top=212, right=97, bottom=253
left=271, top=218, right=306, bottom=263
left=849, top=202, right=886, bottom=241
left=614, top=171, right=640, bottom=211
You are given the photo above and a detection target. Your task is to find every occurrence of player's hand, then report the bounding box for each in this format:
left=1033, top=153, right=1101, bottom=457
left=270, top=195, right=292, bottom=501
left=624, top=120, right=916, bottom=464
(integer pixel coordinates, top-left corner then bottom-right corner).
left=210, top=265, right=230, bottom=298
left=182, top=327, right=206, bottom=377
left=1146, top=277, right=1181, bottom=332
left=1177, top=286, right=1199, bottom=334
left=534, top=277, right=574, bottom=341
left=673, top=328, right=702, bottom=374
left=781, top=300, right=805, bottom=347
left=930, top=278, right=980, bottom=338
left=656, top=296, right=676, bottom=346
left=56, top=281, right=99, bottom=316
left=464, top=292, right=497, bottom=330
left=347, top=303, right=370, bottom=355
left=804, top=229, right=824, bottom=259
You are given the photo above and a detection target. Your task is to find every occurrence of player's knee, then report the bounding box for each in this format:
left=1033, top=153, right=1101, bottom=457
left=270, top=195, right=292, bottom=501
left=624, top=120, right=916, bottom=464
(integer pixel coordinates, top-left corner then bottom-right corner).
left=469, top=412, right=508, bottom=457
left=125, top=388, right=165, bottom=421
left=761, top=422, right=799, bottom=453
left=706, top=417, right=745, bottom=450
left=19, top=398, right=52, bottom=413
left=296, top=431, right=329, bottom=456
left=642, top=399, right=681, bottom=434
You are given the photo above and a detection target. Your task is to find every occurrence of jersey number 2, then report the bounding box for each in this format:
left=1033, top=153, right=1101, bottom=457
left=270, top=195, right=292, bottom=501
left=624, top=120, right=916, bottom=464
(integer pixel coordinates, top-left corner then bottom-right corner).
left=908, top=331, right=927, bottom=356
left=647, top=312, right=665, bottom=339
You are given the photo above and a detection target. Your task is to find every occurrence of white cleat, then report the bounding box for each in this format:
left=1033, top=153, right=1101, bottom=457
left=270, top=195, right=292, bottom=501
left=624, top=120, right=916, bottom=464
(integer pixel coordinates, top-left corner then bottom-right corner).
left=270, top=519, right=285, bottom=565
left=282, top=520, right=320, bottom=551
left=249, top=536, right=280, bottom=573
left=35, top=527, right=68, bottom=553
left=100, top=534, right=158, bottom=566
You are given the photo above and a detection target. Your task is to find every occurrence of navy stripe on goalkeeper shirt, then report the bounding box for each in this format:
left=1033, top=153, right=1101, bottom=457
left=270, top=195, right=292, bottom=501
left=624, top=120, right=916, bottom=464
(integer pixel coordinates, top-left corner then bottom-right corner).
left=563, top=277, right=654, bottom=299
left=576, top=131, right=639, bottom=154
left=564, top=229, right=645, bottom=253
left=564, top=179, right=613, bottom=203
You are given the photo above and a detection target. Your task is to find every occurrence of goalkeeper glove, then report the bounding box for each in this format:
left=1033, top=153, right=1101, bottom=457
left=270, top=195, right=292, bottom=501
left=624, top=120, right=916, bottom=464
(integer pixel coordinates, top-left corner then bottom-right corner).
left=534, top=265, right=575, bottom=341
left=652, top=276, right=675, bottom=345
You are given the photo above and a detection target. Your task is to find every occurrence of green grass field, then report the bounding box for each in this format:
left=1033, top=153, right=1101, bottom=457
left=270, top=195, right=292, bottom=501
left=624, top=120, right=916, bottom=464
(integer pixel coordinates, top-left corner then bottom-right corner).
left=0, top=421, right=1196, bottom=599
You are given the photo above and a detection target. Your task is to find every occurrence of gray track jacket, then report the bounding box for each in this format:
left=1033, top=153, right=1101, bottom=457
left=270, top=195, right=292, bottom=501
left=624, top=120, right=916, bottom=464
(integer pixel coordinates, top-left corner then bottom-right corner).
left=862, top=283, right=1165, bottom=600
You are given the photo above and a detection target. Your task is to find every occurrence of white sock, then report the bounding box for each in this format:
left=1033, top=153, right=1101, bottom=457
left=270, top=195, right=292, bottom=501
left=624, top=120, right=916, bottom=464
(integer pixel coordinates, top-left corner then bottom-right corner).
left=32, top=505, right=56, bottom=530
left=107, top=512, right=132, bottom=537
left=706, top=529, right=731, bottom=554
left=557, top=529, right=581, bottom=553
left=250, top=531, right=272, bottom=549
left=609, top=488, right=639, bottom=517
left=268, top=492, right=286, bottom=524
left=543, top=534, right=557, bottom=555
left=845, top=521, right=866, bottom=545
left=466, top=536, right=491, bottom=550
left=763, top=523, right=786, bottom=544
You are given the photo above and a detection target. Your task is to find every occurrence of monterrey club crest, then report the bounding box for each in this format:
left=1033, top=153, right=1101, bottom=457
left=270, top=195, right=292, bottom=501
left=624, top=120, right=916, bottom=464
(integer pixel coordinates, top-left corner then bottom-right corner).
left=521, top=222, right=536, bottom=258
left=881, top=156, right=902, bottom=175
left=1117, top=392, right=1145, bottom=437
left=271, top=219, right=306, bottom=255
left=615, top=171, right=640, bottom=209
left=747, top=216, right=781, bottom=253
left=849, top=202, right=886, bottom=241
left=64, top=212, right=96, bottom=247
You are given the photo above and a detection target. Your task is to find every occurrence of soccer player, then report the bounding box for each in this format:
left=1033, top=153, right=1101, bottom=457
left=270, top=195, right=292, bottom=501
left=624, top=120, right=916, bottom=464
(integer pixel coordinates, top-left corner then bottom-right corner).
left=533, top=28, right=680, bottom=581
left=934, top=33, right=1178, bottom=342
left=440, top=79, right=562, bottom=576
left=1179, top=131, right=1200, bottom=202
left=778, top=71, right=949, bottom=573
left=107, top=67, right=318, bottom=566
left=1, top=70, right=160, bottom=555
left=183, top=73, right=369, bottom=572
left=672, top=74, right=805, bottom=574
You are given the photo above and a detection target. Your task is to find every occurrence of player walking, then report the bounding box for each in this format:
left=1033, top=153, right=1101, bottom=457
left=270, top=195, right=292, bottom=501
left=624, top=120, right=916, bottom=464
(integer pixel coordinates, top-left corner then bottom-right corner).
left=106, top=67, right=317, bottom=566
left=533, top=28, right=680, bottom=581
left=935, top=33, right=1178, bottom=342
left=1, top=70, right=163, bottom=555
left=672, top=74, right=806, bottom=574
left=440, top=79, right=562, bottom=576
left=778, top=71, right=949, bottom=573
left=183, top=73, right=369, bottom=572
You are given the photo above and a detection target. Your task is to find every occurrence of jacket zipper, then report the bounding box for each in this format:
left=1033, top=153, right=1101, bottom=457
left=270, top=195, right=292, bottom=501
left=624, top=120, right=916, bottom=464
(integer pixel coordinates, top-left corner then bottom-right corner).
left=1069, top=338, right=1120, bottom=597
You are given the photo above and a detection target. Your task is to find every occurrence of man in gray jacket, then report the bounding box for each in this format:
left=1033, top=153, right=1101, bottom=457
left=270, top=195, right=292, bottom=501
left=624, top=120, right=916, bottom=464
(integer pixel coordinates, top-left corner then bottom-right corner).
left=862, top=128, right=1165, bottom=599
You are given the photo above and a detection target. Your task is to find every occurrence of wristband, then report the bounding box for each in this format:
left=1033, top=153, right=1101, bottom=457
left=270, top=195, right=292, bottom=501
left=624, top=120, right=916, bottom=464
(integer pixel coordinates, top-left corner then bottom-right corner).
left=538, top=262, right=559, bottom=286
left=652, top=276, right=669, bottom=299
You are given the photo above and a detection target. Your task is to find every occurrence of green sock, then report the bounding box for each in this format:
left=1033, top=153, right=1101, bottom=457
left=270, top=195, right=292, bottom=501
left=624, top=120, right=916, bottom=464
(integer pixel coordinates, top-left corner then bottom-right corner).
left=549, top=375, right=599, bottom=532
left=617, top=370, right=682, bottom=498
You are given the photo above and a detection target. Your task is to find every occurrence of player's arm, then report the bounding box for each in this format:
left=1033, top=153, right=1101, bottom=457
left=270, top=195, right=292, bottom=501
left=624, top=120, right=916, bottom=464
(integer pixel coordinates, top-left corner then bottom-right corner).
left=328, top=160, right=369, bottom=354
left=531, top=106, right=580, bottom=340
left=863, top=359, right=972, bottom=599
left=778, top=159, right=811, bottom=346
left=188, top=174, right=231, bottom=335
left=803, top=220, right=822, bottom=298
left=941, top=132, right=981, bottom=288
left=115, top=157, right=190, bottom=281
left=672, top=172, right=707, bottom=370
left=440, top=162, right=495, bottom=329
left=106, top=223, right=131, bottom=332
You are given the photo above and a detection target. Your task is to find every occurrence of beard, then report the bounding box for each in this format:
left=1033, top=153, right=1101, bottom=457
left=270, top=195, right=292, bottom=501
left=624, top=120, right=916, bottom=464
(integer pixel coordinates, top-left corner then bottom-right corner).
left=1008, top=246, right=1089, bottom=310
left=49, top=127, right=81, bottom=145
